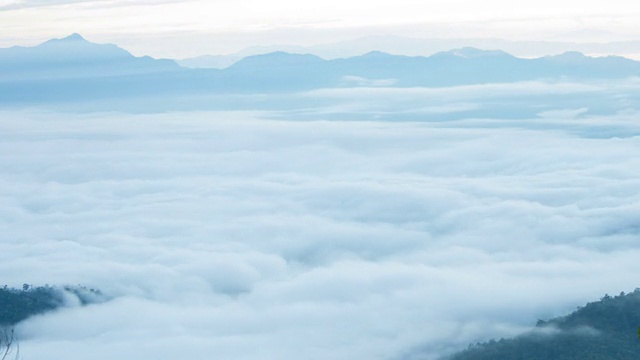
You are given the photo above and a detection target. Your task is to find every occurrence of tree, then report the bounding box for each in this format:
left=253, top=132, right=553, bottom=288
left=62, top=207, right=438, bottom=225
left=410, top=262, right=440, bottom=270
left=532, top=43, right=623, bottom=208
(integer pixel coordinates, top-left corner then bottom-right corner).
left=0, top=327, right=18, bottom=360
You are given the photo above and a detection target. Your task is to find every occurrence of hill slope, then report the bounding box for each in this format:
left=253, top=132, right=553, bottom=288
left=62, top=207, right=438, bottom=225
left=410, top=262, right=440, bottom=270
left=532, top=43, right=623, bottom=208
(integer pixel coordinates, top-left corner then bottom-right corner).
left=444, top=290, right=640, bottom=360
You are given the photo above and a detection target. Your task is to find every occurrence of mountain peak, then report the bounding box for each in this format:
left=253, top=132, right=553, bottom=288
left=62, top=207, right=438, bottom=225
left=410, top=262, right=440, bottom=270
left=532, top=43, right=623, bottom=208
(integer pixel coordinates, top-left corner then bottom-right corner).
left=61, top=33, right=86, bottom=41
left=544, top=51, right=590, bottom=63
left=229, top=51, right=325, bottom=69
left=40, top=33, right=93, bottom=48
left=551, top=51, right=587, bottom=59
left=438, top=47, right=512, bottom=59
left=0, top=33, right=180, bottom=81
left=361, top=50, right=393, bottom=57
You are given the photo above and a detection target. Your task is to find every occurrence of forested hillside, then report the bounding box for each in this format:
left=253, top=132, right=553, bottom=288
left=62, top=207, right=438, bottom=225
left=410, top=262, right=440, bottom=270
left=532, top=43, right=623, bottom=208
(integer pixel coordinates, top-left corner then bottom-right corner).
left=0, top=285, right=104, bottom=325
left=447, top=290, right=640, bottom=360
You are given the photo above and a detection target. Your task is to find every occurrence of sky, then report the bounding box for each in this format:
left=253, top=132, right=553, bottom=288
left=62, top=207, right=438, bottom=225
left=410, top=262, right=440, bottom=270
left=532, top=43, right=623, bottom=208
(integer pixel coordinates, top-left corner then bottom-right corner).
left=1, top=0, right=640, bottom=57
left=2, top=79, right=640, bottom=359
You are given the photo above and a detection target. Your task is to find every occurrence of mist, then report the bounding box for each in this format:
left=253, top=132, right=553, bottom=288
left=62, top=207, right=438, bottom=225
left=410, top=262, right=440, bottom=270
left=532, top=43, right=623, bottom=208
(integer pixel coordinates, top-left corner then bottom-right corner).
left=2, top=80, right=640, bottom=359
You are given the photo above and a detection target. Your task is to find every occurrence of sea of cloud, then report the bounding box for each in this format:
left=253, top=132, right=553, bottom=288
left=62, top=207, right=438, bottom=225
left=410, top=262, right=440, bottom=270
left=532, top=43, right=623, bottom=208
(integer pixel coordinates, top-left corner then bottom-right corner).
left=1, top=81, right=640, bottom=360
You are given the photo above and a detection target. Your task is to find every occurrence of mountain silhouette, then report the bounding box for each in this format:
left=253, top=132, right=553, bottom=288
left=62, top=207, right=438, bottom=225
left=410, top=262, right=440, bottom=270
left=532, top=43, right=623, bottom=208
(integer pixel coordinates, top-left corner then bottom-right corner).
left=0, top=33, right=180, bottom=81
left=1, top=34, right=639, bottom=105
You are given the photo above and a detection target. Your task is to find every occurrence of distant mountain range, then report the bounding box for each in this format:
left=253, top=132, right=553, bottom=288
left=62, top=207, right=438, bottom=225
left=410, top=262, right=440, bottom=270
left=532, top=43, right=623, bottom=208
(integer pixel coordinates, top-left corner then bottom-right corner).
left=1, top=34, right=640, bottom=105
left=176, top=34, right=640, bottom=69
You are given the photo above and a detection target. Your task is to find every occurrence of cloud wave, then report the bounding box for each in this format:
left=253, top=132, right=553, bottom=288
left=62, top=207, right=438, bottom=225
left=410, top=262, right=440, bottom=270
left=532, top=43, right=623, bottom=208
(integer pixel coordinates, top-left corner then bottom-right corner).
left=1, top=107, right=639, bottom=359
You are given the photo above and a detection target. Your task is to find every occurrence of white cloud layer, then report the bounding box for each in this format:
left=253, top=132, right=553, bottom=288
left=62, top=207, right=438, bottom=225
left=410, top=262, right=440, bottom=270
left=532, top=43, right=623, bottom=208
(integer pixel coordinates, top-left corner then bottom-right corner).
left=1, top=93, right=640, bottom=359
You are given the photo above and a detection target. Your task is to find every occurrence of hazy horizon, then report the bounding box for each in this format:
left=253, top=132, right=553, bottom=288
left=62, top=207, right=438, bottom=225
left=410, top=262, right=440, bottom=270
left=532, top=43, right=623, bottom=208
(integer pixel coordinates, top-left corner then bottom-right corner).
left=3, top=31, right=640, bottom=62
left=1, top=0, right=640, bottom=58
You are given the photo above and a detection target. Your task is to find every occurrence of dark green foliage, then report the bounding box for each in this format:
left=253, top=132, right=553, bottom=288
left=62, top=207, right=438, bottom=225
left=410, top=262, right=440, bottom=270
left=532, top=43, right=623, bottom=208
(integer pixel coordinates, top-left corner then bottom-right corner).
left=0, top=285, right=63, bottom=325
left=0, top=284, right=106, bottom=325
left=446, top=289, right=640, bottom=360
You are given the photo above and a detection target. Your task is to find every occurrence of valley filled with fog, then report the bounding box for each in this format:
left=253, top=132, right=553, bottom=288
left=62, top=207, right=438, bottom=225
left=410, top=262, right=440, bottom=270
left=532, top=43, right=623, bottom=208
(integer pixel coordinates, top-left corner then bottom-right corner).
left=2, top=78, right=640, bottom=359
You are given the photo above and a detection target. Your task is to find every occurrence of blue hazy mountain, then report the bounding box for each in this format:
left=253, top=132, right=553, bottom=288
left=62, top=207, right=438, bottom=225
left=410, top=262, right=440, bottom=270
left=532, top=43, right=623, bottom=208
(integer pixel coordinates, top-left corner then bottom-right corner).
left=221, top=52, right=332, bottom=90
left=1, top=34, right=640, bottom=105
left=0, top=33, right=180, bottom=81
left=0, top=34, right=190, bottom=103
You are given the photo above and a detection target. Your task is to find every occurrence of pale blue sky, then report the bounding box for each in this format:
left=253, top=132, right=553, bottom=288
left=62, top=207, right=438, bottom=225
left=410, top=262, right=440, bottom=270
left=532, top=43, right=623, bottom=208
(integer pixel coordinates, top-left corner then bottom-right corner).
left=1, top=0, right=639, bottom=59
